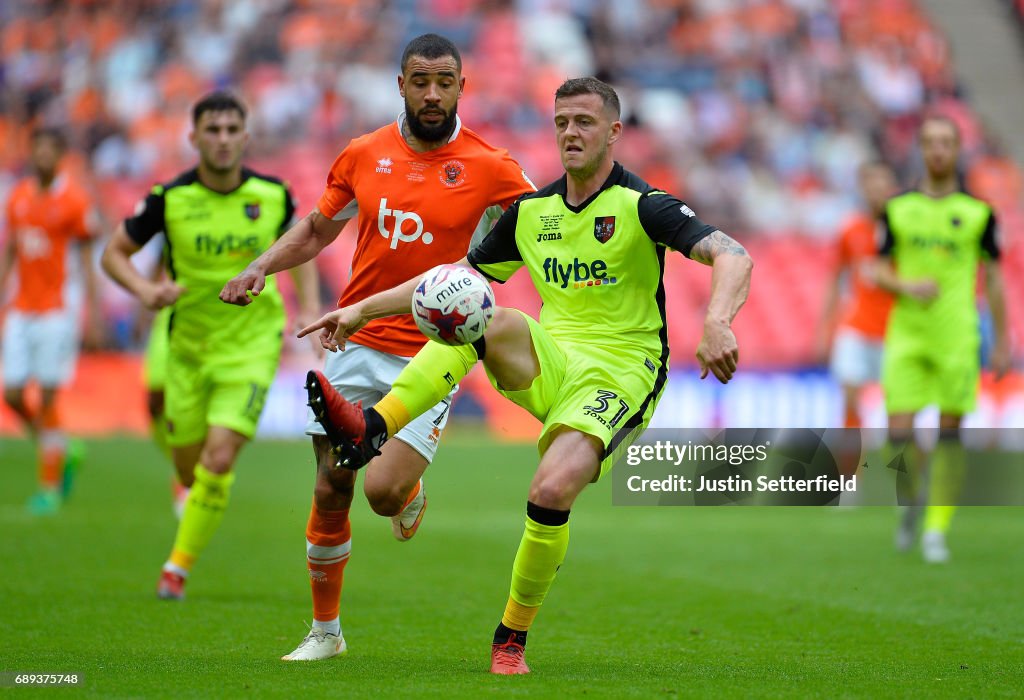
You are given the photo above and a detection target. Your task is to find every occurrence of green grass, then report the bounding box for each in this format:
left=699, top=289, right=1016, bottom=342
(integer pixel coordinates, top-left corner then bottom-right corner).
left=1, top=434, right=1022, bottom=698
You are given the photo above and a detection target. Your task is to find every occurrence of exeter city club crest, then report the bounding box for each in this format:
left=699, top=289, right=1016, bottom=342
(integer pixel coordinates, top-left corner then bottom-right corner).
left=594, top=216, right=616, bottom=243
left=244, top=202, right=261, bottom=220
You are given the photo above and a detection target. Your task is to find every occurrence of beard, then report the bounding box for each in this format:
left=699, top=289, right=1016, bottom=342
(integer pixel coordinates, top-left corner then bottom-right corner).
left=33, top=163, right=59, bottom=182
left=405, top=100, right=457, bottom=143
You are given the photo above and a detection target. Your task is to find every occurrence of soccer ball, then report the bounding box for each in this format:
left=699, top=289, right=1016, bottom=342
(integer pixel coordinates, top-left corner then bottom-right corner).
left=412, top=264, right=495, bottom=345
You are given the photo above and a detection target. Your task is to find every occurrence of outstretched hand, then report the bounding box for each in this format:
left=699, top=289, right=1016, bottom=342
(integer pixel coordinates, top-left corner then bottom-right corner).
left=297, top=306, right=368, bottom=352
left=696, top=320, right=739, bottom=384
left=220, top=264, right=266, bottom=306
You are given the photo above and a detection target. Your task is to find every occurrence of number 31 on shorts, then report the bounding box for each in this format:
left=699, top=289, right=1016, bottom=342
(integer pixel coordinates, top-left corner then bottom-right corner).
left=584, top=389, right=629, bottom=428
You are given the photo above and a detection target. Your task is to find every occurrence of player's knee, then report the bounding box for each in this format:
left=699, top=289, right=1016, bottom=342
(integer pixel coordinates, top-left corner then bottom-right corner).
left=529, top=474, right=580, bottom=510
left=314, top=470, right=355, bottom=508
left=202, top=458, right=234, bottom=475
left=364, top=480, right=404, bottom=517
left=313, top=478, right=348, bottom=503
left=480, top=309, right=537, bottom=390
left=482, top=308, right=527, bottom=359
left=483, top=307, right=518, bottom=345
left=200, top=444, right=238, bottom=474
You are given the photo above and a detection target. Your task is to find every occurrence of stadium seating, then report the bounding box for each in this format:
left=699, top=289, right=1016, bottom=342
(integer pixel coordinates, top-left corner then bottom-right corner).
left=0, top=0, right=1020, bottom=370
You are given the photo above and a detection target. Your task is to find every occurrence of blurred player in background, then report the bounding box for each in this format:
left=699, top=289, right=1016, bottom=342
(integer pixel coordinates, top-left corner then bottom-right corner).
left=221, top=33, right=534, bottom=661
left=102, top=91, right=320, bottom=599
left=875, top=115, right=1010, bottom=563
left=0, top=126, right=102, bottom=515
left=817, top=161, right=898, bottom=429
left=298, top=77, right=752, bottom=674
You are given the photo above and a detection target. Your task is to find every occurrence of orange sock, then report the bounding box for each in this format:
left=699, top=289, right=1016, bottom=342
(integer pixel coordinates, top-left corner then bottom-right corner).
left=38, top=403, right=65, bottom=489
left=38, top=446, right=64, bottom=490
left=306, top=501, right=352, bottom=623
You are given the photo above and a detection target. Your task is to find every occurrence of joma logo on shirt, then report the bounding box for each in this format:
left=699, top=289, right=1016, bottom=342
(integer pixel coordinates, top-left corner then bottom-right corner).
left=542, top=257, right=617, bottom=289
left=195, top=233, right=262, bottom=255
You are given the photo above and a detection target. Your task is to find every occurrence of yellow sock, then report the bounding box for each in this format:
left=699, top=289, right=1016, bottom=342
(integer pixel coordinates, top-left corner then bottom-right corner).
left=375, top=341, right=477, bottom=437
left=502, top=505, right=570, bottom=632
left=373, top=395, right=409, bottom=439
left=923, top=437, right=965, bottom=533
left=503, top=598, right=541, bottom=631
left=169, top=465, right=235, bottom=572
left=923, top=505, right=956, bottom=533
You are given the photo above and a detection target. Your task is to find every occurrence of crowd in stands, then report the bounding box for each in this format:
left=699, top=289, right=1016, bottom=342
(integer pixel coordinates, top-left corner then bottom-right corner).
left=1, top=0, right=1021, bottom=366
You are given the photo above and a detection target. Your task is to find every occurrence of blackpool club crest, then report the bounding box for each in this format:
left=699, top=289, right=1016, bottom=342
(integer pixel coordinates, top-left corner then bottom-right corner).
left=439, top=160, right=466, bottom=187
left=593, top=216, right=616, bottom=243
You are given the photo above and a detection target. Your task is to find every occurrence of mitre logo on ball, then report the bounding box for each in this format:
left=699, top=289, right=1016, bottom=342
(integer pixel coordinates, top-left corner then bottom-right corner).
left=412, top=264, right=495, bottom=345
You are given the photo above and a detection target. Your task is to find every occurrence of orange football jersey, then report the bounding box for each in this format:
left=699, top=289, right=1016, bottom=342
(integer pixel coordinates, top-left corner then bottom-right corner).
left=318, top=117, right=534, bottom=356
left=837, top=212, right=893, bottom=339
left=4, top=174, right=95, bottom=313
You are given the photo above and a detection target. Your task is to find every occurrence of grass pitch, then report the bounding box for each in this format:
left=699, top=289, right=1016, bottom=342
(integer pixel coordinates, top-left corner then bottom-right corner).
left=1, top=434, right=1021, bottom=698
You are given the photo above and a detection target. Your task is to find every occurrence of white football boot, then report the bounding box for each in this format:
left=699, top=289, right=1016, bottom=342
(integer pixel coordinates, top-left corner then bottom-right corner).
left=922, top=530, right=950, bottom=564
left=281, top=627, right=347, bottom=661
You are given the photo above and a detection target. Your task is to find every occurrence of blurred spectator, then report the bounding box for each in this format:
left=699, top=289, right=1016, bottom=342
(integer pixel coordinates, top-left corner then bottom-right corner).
left=1, top=0, right=1019, bottom=365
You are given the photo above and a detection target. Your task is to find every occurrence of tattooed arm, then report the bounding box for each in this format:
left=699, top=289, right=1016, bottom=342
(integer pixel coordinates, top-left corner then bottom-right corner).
left=688, top=230, right=754, bottom=383
left=636, top=192, right=753, bottom=383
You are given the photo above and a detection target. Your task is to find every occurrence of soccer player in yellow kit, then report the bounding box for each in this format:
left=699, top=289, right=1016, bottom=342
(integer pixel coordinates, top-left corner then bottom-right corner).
left=875, top=116, right=1009, bottom=563
left=103, top=91, right=319, bottom=598
left=300, top=77, right=753, bottom=673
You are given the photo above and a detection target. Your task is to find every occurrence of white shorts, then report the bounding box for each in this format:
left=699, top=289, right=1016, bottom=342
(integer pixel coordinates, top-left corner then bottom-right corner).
left=2, top=309, right=79, bottom=388
left=830, top=327, right=884, bottom=386
left=305, top=342, right=455, bottom=462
